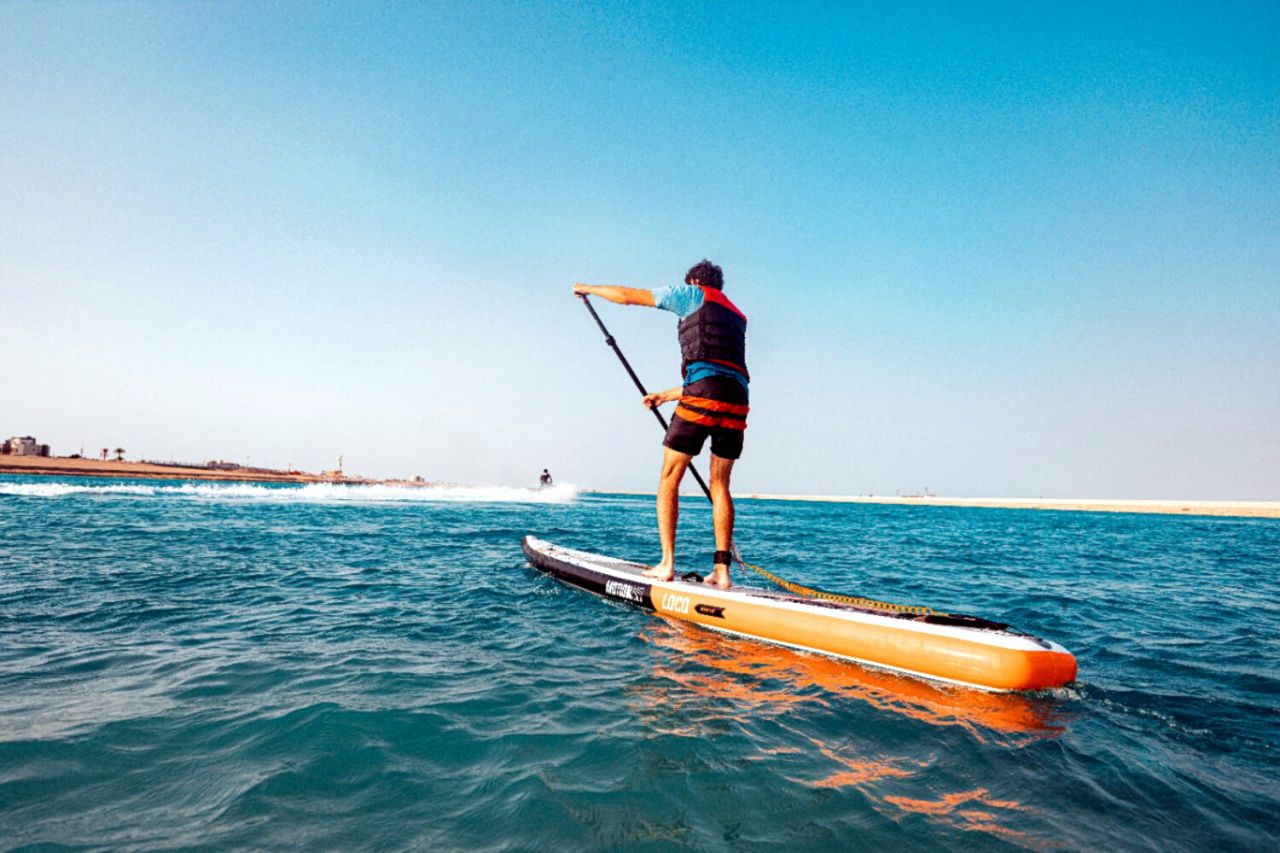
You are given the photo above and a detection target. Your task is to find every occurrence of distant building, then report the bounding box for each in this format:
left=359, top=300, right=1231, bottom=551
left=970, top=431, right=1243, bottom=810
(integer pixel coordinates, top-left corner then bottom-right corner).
left=206, top=460, right=242, bottom=470
left=2, top=436, right=50, bottom=457
left=322, top=456, right=346, bottom=480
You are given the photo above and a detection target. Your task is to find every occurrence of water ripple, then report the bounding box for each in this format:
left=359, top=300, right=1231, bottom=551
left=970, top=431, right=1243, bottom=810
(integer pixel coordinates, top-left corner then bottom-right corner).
left=1, top=475, right=1277, bottom=849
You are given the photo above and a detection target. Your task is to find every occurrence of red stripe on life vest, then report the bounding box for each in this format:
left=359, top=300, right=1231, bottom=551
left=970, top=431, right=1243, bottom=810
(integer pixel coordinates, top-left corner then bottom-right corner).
left=698, top=286, right=747, bottom=323
left=706, top=358, right=749, bottom=375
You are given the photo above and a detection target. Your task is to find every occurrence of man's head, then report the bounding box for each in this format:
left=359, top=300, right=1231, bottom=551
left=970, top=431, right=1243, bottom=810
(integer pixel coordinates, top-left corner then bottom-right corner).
left=685, top=259, right=724, bottom=290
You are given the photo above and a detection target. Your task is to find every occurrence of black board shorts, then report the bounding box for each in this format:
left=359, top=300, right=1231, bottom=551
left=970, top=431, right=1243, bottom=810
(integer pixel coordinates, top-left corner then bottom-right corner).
left=663, top=376, right=749, bottom=460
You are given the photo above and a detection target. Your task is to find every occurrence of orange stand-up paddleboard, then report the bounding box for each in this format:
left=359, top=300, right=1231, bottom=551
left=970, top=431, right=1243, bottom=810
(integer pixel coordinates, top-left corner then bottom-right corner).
left=522, top=536, right=1077, bottom=692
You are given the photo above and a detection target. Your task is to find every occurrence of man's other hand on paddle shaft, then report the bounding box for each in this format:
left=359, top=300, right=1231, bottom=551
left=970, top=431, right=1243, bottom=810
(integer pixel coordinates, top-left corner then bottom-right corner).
left=642, top=388, right=681, bottom=410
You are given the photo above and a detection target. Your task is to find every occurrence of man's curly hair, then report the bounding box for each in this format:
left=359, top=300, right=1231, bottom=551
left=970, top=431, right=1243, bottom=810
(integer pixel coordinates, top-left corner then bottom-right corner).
left=684, top=259, right=724, bottom=290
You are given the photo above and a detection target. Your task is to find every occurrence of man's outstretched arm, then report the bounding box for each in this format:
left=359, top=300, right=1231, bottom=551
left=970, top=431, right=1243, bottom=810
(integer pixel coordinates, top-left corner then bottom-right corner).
left=572, top=283, right=656, bottom=307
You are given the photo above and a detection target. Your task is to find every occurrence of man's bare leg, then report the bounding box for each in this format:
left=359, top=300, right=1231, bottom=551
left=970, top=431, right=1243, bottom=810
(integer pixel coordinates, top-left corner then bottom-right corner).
left=707, top=454, right=736, bottom=589
left=643, top=447, right=691, bottom=581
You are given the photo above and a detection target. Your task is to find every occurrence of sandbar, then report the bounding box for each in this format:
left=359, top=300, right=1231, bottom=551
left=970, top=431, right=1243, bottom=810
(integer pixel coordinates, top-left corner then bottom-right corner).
left=0, top=455, right=353, bottom=484
left=735, top=493, right=1280, bottom=519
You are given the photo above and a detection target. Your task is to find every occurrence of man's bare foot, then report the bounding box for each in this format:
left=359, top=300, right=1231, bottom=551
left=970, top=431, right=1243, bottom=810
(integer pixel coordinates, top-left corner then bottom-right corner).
left=706, top=566, right=731, bottom=590
left=643, top=563, right=675, bottom=582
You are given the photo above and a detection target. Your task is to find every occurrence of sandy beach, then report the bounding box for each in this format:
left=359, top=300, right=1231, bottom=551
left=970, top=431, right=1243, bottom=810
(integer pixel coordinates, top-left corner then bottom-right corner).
left=588, top=489, right=1280, bottom=519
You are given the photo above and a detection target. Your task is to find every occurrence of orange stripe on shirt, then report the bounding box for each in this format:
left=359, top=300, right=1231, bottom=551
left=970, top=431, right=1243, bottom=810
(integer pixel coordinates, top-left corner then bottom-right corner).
left=679, top=395, right=750, bottom=416
left=675, top=406, right=748, bottom=430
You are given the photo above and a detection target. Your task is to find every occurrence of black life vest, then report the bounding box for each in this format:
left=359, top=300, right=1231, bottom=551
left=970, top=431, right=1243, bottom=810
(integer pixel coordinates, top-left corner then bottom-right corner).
left=677, top=286, right=748, bottom=380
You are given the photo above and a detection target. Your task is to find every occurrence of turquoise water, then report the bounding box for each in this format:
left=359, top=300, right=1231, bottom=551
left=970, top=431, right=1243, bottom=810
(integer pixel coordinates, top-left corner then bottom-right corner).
left=1, top=475, right=1277, bottom=850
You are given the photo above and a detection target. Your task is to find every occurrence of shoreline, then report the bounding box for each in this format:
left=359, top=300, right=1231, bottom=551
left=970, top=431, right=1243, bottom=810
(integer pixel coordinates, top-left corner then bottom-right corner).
left=0, top=456, right=384, bottom=485
left=4, top=459, right=1274, bottom=518
left=590, top=490, right=1280, bottom=519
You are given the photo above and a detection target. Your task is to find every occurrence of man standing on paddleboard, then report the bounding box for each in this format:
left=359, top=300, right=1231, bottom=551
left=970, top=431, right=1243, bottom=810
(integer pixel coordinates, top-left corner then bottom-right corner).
left=572, top=260, right=748, bottom=589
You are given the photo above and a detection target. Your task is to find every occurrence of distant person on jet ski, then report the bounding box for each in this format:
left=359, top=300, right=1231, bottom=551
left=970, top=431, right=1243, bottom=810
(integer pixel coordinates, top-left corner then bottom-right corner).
left=539, top=469, right=553, bottom=488
left=572, top=259, right=747, bottom=589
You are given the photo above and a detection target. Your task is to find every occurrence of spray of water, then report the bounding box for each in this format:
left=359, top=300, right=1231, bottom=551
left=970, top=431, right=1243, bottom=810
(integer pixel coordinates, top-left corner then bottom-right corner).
left=0, top=480, right=580, bottom=504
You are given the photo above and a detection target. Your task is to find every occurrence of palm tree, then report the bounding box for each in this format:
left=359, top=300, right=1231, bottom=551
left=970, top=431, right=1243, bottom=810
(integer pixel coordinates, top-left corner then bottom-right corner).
left=101, top=448, right=108, bottom=461
left=114, top=448, right=125, bottom=462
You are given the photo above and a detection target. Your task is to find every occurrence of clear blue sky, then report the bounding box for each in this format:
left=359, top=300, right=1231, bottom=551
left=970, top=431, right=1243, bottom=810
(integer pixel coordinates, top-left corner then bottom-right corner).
left=3, top=1, right=1277, bottom=498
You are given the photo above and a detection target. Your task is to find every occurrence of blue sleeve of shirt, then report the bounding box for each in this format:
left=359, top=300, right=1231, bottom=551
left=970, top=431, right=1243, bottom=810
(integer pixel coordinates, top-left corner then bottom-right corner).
left=651, top=283, right=705, bottom=320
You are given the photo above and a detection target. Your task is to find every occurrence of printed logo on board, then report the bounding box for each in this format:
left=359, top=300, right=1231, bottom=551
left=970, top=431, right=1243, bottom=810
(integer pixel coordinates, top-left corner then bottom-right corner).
left=660, top=593, right=691, bottom=615
left=605, top=580, right=644, bottom=603
left=695, top=603, right=725, bottom=619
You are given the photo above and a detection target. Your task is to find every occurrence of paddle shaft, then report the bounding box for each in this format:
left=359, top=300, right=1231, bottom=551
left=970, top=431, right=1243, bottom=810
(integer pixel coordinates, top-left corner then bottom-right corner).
left=578, top=295, right=713, bottom=500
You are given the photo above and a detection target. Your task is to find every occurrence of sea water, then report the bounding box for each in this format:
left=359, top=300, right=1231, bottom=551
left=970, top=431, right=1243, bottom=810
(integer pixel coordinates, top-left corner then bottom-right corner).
left=1, top=474, right=1277, bottom=850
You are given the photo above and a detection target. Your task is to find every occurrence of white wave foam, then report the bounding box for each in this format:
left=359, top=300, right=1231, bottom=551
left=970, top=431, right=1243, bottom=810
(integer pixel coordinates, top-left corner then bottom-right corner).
left=0, top=482, right=161, bottom=497
left=0, top=480, right=579, bottom=504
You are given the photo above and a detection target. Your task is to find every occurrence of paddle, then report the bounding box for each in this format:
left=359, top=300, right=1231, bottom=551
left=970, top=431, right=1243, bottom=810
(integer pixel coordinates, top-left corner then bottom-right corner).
left=578, top=294, right=714, bottom=500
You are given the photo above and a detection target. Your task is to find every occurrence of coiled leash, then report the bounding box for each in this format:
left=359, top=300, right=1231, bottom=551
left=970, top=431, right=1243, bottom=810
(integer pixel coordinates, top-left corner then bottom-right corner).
left=580, top=294, right=934, bottom=617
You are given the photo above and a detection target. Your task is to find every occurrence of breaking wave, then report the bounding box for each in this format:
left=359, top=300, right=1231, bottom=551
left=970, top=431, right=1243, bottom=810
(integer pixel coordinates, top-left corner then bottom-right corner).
left=0, top=480, right=579, bottom=504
